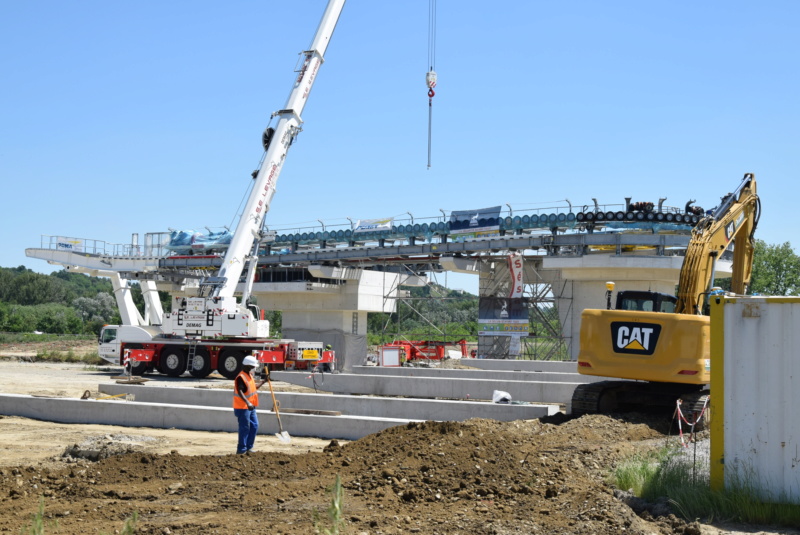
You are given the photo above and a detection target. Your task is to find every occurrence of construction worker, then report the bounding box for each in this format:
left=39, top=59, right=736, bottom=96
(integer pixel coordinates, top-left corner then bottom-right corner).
left=233, top=355, right=267, bottom=454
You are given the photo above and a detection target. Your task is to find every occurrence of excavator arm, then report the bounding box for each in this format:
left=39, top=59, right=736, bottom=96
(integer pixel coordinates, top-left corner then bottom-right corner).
left=675, top=173, right=760, bottom=314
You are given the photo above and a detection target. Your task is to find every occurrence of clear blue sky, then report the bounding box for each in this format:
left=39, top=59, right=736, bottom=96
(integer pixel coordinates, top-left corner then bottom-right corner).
left=2, top=1, right=798, bottom=294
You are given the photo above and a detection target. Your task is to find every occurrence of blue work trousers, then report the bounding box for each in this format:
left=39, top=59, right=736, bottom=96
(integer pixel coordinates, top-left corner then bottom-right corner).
left=234, top=407, right=259, bottom=454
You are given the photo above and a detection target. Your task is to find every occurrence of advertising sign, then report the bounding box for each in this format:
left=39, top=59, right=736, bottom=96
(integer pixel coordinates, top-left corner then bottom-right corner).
left=353, top=217, right=394, bottom=233
left=508, top=253, right=524, bottom=298
left=478, top=297, right=530, bottom=336
left=55, top=237, right=83, bottom=253
left=449, top=206, right=502, bottom=236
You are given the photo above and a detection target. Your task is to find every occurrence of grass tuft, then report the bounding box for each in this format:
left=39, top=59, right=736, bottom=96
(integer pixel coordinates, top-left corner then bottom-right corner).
left=613, top=440, right=800, bottom=528
left=314, top=474, right=345, bottom=535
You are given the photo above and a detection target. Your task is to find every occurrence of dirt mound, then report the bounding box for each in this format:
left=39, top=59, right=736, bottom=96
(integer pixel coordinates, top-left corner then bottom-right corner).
left=0, top=414, right=699, bottom=534
left=61, top=434, right=162, bottom=462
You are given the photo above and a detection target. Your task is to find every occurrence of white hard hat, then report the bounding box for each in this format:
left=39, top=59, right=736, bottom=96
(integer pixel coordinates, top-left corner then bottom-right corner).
left=242, top=356, right=258, bottom=367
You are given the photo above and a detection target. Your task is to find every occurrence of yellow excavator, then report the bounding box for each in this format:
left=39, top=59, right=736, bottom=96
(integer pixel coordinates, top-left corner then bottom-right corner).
left=571, top=173, right=760, bottom=415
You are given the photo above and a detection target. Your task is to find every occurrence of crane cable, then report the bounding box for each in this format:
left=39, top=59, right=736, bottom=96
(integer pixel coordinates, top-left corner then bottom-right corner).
left=426, top=0, right=437, bottom=169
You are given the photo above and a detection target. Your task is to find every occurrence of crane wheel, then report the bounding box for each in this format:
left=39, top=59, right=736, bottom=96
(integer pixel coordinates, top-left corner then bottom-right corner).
left=218, top=349, right=245, bottom=380
left=160, top=346, right=187, bottom=378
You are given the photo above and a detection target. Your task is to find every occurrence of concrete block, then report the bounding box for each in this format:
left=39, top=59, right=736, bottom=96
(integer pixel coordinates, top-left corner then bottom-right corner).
left=97, top=384, right=559, bottom=421
left=460, top=359, right=580, bottom=373
left=272, top=371, right=579, bottom=405
left=350, top=365, right=605, bottom=384
left=0, top=393, right=417, bottom=441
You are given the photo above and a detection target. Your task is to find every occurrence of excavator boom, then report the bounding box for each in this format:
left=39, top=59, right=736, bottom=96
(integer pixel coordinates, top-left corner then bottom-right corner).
left=675, top=173, right=759, bottom=314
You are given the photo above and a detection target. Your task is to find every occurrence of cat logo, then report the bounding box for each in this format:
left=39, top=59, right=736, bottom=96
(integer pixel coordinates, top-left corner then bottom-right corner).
left=610, top=322, right=662, bottom=355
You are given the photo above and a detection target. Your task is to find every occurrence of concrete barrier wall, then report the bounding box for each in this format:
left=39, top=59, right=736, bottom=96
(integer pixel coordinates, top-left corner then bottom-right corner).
left=0, top=393, right=416, bottom=441
left=97, top=384, right=558, bottom=420
left=272, top=371, right=579, bottom=405
left=460, top=359, right=579, bottom=373
left=350, top=365, right=604, bottom=384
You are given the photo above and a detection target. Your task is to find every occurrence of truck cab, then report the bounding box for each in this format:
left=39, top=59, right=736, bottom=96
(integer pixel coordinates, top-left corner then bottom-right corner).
left=98, top=325, right=163, bottom=365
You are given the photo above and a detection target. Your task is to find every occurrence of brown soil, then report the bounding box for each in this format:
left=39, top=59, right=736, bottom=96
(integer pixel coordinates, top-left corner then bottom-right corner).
left=0, top=342, right=796, bottom=535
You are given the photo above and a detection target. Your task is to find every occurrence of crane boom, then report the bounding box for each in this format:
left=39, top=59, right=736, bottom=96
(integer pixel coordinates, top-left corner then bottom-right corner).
left=212, top=0, right=345, bottom=303
left=160, top=0, right=345, bottom=339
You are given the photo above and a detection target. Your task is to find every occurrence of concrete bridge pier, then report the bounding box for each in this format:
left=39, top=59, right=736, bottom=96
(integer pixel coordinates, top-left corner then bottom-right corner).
left=254, top=268, right=422, bottom=371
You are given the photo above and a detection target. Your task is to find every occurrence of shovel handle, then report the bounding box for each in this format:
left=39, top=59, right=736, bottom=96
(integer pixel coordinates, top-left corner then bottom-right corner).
left=266, top=374, right=285, bottom=433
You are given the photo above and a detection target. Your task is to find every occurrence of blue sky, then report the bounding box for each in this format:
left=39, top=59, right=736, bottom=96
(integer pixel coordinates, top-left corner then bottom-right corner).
left=2, top=1, right=798, bottom=294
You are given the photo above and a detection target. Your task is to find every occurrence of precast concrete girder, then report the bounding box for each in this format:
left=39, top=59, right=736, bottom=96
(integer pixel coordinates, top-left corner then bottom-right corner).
left=439, top=255, right=481, bottom=274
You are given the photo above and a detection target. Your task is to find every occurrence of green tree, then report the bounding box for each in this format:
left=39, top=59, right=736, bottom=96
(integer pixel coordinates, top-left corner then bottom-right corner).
left=1, top=305, right=38, bottom=332
left=72, top=293, right=117, bottom=323
left=749, top=240, right=800, bottom=296
left=0, top=269, right=73, bottom=305
left=33, top=303, right=83, bottom=334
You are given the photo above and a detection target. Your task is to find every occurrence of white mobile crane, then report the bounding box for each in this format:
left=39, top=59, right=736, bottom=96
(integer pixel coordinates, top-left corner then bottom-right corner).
left=99, top=0, right=345, bottom=378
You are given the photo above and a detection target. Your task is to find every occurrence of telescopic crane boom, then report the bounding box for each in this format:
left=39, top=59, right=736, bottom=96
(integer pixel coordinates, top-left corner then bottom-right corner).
left=212, top=0, right=345, bottom=303
left=162, top=0, right=345, bottom=339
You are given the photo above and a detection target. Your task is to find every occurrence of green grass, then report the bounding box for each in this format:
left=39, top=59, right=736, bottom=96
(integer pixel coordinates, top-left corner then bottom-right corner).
left=33, top=349, right=105, bottom=365
left=19, top=498, right=54, bottom=535
left=20, top=499, right=137, bottom=534
left=0, top=333, right=94, bottom=344
left=613, top=441, right=800, bottom=528
left=613, top=444, right=678, bottom=496
left=314, top=474, right=345, bottom=535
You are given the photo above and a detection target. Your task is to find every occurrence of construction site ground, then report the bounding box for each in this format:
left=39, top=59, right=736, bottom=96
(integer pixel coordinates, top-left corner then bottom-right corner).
left=0, top=341, right=796, bottom=534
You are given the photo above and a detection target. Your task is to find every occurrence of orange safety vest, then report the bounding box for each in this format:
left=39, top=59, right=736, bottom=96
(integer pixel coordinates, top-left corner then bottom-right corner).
left=233, top=371, right=258, bottom=409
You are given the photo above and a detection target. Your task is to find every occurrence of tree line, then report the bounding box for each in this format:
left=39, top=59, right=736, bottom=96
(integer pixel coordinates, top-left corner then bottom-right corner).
left=0, top=266, right=167, bottom=335
left=2, top=239, right=798, bottom=336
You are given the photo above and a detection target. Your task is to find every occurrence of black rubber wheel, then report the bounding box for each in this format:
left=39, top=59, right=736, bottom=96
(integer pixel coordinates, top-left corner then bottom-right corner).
left=189, top=347, right=212, bottom=378
left=123, top=343, right=149, bottom=376
left=160, top=346, right=187, bottom=377
left=217, top=349, right=244, bottom=380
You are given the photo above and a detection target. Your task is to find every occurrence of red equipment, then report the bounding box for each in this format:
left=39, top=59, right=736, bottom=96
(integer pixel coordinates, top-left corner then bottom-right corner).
left=380, top=339, right=468, bottom=362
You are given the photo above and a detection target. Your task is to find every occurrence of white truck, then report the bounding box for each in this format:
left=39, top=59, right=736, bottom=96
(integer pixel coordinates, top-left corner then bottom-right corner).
left=99, top=0, right=345, bottom=378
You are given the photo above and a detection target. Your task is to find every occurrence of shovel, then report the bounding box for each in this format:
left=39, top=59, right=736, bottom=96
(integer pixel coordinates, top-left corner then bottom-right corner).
left=265, top=371, right=291, bottom=443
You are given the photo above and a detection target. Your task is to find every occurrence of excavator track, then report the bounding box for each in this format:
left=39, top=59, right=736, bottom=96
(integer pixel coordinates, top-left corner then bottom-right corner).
left=677, top=389, right=711, bottom=428
left=571, top=381, right=632, bottom=416
left=571, top=380, right=707, bottom=417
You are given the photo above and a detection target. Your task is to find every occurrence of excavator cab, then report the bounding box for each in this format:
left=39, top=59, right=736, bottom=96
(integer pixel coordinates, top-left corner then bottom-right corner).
left=615, top=291, right=677, bottom=313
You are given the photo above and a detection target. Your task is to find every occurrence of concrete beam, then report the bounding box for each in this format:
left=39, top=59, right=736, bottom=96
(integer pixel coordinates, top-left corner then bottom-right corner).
left=271, top=371, right=580, bottom=405
left=350, top=365, right=606, bottom=384
left=458, top=359, right=580, bottom=373
left=97, top=384, right=558, bottom=420
left=0, top=393, right=415, bottom=441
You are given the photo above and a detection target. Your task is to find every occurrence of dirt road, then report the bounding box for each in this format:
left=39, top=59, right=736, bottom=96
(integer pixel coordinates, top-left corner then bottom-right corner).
left=0, top=348, right=796, bottom=534
left=0, top=356, right=331, bottom=469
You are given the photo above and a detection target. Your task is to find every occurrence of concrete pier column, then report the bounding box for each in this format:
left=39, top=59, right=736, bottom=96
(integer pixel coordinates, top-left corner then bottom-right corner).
left=282, top=310, right=368, bottom=372
left=254, top=269, right=407, bottom=372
